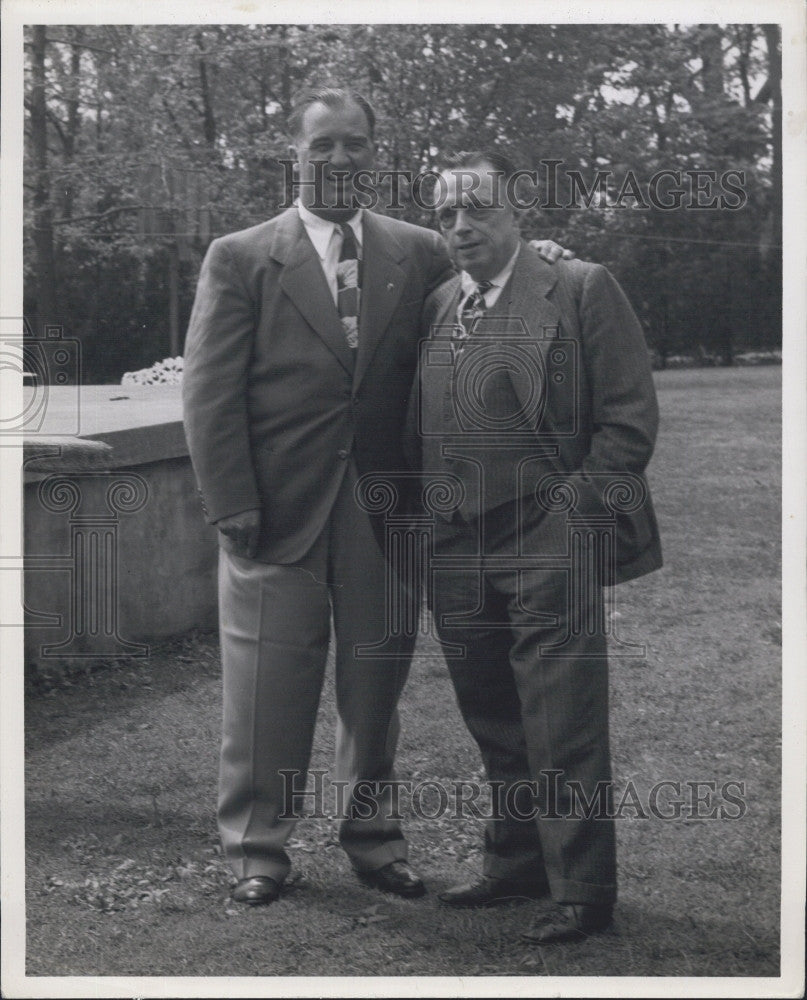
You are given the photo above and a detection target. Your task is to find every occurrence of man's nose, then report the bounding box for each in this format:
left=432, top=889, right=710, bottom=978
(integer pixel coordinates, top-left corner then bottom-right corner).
left=328, top=143, right=351, bottom=168
left=454, top=209, right=473, bottom=235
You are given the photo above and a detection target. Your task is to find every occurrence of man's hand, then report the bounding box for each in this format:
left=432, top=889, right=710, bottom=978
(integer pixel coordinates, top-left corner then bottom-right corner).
left=216, top=509, right=261, bottom=559
left=530, top=239, right=575, bottom=263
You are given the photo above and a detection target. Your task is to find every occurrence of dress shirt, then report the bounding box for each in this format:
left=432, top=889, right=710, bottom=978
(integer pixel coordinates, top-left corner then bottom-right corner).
left=297, top=200, right=363, bottom=305
left=457, top=242, right=521, bottom=321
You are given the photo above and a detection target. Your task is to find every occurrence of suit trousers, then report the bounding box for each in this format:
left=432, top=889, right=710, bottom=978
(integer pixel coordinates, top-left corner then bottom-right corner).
left=217, top=460, right=414, bottom=882
left=431, top=500, right=617, bottom=906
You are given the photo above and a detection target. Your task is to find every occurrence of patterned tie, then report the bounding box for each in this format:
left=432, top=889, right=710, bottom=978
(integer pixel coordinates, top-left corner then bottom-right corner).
left=337, top=222, right=361, bottom=350
left=452, top=280, right=493, bottom=359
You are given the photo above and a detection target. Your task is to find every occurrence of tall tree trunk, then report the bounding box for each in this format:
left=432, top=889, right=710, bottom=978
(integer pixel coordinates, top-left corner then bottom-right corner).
left=761, top=25, right=782, bottom=349
left=196, top=31, right=216, bottom=147
left=30, top=26, right=59, bottom=335
left=279, top=26, right=292, bottom=116
left=762, top=25, right=782, bottom=247
left=168, top=243, right=180, bottom=356
left=59, top=25, right=83, bottom=220
left=699, top=24, right=725, bottom=98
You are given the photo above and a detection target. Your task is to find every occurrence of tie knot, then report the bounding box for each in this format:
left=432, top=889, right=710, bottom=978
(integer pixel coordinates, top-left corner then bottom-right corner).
left=462, top=280, right=493, bottom=313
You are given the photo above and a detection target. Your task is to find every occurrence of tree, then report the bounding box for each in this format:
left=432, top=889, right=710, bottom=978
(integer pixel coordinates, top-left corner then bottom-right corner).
left=23, top=23, right=781, bottom=381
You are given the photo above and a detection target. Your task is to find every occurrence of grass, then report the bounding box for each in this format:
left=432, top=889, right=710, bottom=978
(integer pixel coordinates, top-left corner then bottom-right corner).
left=22, top=365, right=783, bottom=982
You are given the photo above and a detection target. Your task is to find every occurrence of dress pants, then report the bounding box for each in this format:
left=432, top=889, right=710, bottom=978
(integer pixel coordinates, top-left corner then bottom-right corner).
left=431, top=500, right=617, bottom=906
left=217, top=461, right=414, bottom=883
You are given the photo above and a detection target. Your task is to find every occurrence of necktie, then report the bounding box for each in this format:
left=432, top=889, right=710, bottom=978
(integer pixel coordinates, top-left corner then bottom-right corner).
left=453, top=280, right=493, bottom=359
left=337, top=223, right=361, bottom=350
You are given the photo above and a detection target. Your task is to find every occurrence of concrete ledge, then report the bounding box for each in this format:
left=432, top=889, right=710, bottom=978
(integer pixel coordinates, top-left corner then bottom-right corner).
left=23, top=384, right=186, bottom=481
left=24, top=437, right=113, bottom=475
left=24, top=385, right=218, bottom=663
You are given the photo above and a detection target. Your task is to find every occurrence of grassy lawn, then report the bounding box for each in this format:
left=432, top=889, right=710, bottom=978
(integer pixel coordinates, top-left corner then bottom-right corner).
left=23, top=365, right=783, bottom=982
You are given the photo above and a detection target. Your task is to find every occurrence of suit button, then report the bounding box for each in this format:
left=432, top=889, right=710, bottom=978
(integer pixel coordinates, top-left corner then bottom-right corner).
left=337, top=448, right=349, bottom=460
left=352, top=395, right=359, bottom=405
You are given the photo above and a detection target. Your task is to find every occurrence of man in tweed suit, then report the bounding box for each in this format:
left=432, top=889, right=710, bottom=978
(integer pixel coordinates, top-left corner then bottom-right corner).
left=408, top=151, right=661, bottom=942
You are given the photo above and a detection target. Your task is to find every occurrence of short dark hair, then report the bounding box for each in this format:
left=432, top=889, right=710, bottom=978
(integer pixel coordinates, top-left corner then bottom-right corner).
left=287, top=87, right=376, bottom=140
left=439, top=149, right=519, bottom=185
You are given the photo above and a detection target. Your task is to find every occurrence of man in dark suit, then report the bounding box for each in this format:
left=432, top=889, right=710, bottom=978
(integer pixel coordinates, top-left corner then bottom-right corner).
left=408, top=151, right=661, bottom=942
left=183, top=90, right=567, bottom=906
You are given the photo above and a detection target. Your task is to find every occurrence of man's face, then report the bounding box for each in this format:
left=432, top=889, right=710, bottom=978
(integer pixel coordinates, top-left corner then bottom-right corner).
left=435, top=164, right=519, bottom=280
left=291, top=100, right=375, bottom=221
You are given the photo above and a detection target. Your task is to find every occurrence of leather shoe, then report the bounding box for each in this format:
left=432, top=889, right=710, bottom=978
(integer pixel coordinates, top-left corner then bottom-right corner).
left=521, top=903, right=613, bottom=944
left=231, top=876, right=281, bottom=905
left=358, top=861, right=425, bottom=898
left=439, top=875, right=550, bottom=907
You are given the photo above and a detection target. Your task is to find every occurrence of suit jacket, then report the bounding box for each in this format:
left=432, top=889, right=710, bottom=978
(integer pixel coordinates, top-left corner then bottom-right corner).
left=407, top=242, right=662, bottom=585
left=182, top=206, right=454, bottom=563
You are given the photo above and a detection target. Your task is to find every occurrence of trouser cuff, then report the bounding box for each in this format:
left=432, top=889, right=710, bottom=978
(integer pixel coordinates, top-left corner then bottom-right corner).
left=549, top=875, right=617, bottom=906
left=346, top=839, right=408, bottom=874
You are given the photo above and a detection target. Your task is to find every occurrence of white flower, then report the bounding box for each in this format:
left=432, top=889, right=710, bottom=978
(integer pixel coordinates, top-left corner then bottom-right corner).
left=121, top=356, right=185, bottom=385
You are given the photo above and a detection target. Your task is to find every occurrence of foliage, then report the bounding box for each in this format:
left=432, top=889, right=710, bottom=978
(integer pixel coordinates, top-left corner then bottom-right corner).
left=24, top=24, right=781, bottom=381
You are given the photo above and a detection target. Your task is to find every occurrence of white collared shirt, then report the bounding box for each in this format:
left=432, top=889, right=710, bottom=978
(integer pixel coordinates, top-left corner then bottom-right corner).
left=458, top=242, right=521, bottom=316
left=296, top=200, right=363, bottom=305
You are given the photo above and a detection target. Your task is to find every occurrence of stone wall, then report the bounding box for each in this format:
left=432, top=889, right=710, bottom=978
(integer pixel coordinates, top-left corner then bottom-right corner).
left=23, top=385, right=218, bottom=666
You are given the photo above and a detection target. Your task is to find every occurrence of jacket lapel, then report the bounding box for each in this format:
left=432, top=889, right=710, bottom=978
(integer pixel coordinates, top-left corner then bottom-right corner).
left=498, top=240, right=561, bottom=341
left=429, top=275, right=463, bottom=333
left=495, top=242, right=564, bottom=422
left=272, top=208, right=355, bottom=376
left=353, top=212, right=407, bottom=390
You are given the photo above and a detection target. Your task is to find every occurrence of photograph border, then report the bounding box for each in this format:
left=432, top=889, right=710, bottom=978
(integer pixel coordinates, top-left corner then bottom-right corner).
left=2, top=1, right=804, bottom=997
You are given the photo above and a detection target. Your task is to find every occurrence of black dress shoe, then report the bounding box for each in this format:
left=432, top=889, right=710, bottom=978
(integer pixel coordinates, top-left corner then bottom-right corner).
left=521, top=903, right=613, bottom=944
left=231, top=876, right=281, bottom=905
left=439, top=875, right=550, bottom=908
left=358, top=861, right=426, bottom=898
